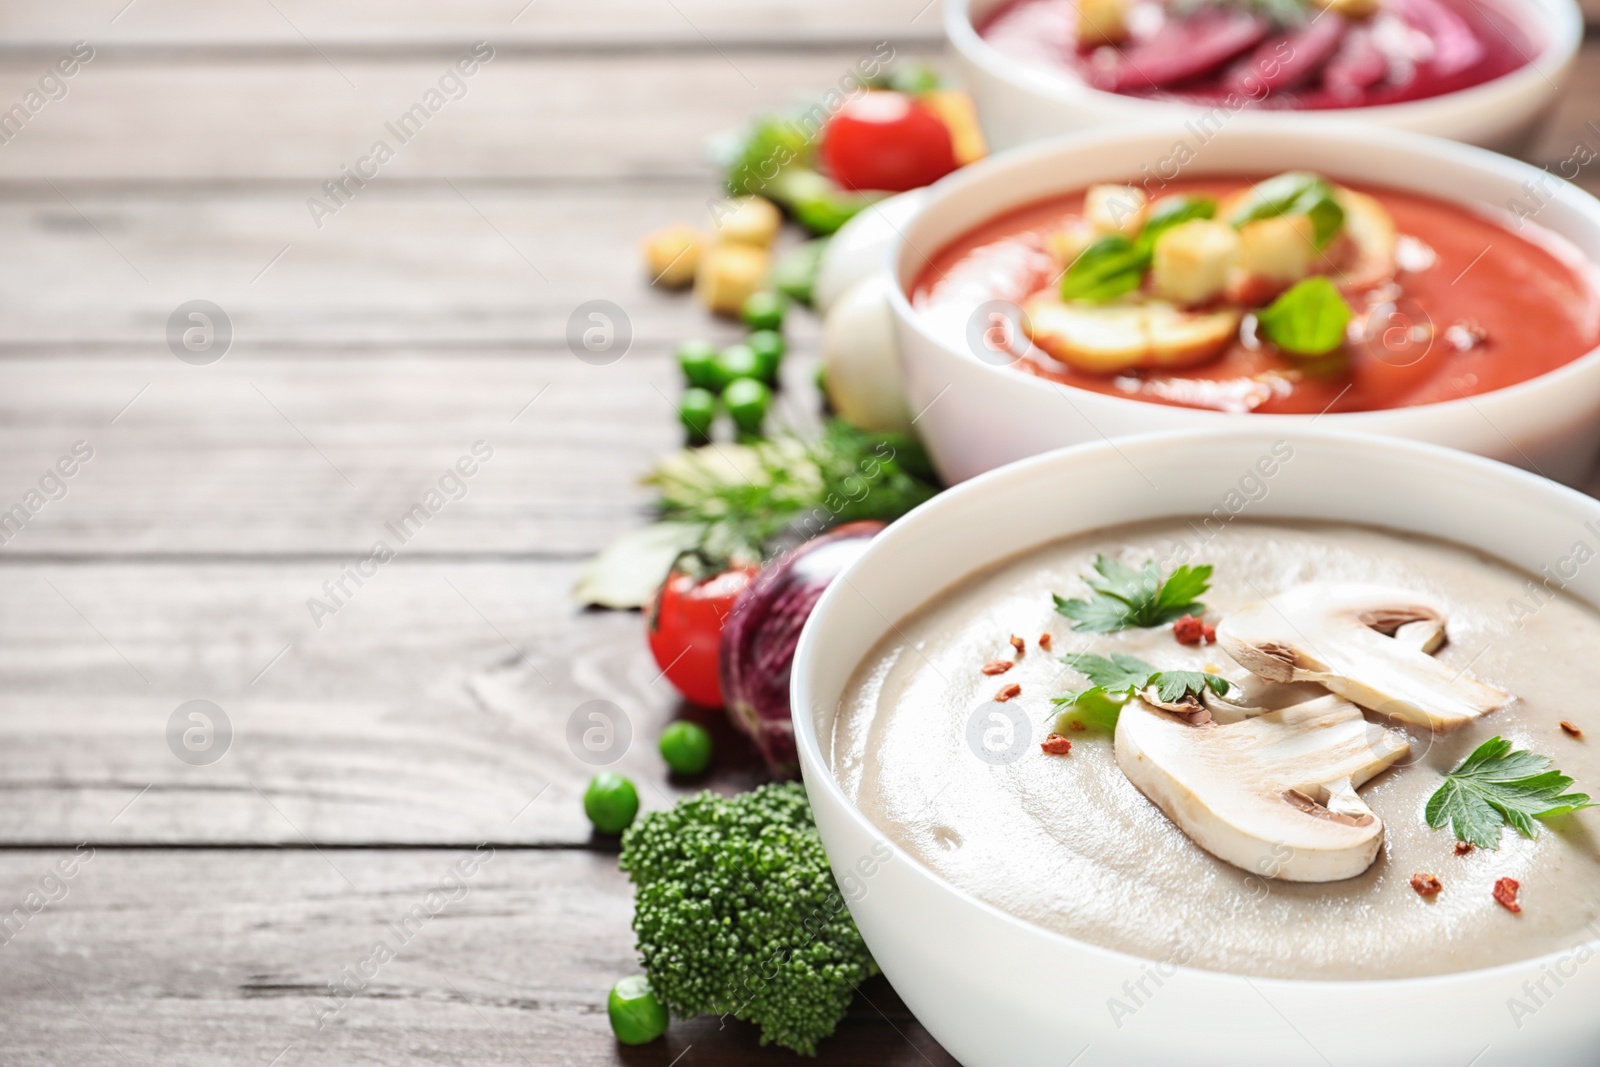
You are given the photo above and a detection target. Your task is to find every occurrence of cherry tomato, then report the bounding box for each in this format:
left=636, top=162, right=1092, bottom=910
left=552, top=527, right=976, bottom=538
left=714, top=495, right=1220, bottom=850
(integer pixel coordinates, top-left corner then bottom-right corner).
left=646, top=566, right=756, bottom=708
left=820, top=91, right=959, bottom=193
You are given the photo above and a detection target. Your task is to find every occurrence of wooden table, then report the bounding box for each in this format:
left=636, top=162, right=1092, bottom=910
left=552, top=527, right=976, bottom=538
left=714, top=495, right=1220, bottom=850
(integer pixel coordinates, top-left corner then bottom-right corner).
left=0, top=3, right=1596, bottom=1063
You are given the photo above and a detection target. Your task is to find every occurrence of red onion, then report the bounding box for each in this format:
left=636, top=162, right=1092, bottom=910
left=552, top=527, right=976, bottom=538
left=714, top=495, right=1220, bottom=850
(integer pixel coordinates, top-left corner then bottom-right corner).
left=719, top=521, right=884, bottom=778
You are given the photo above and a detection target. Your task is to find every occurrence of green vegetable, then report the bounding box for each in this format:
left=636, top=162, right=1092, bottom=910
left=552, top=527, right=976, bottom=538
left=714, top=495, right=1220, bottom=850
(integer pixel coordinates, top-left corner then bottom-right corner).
left=584, top=772, right=640, bottom=835
left=723, top=378, right=771, bottom=434
left=1052, top=651, right=1233, bottom=731
left=1137, top=195, right=1218, bottom=254
left=714, top=343, right=762, bottom=389
left=676, top=340, right=721, bottom=391
left=1227, top=171, right=1345, bottom=249
left=1256, top=277, right=1353, bottom=357
left=1425, top=736, right=1595, bottom=850
left=608, top=975, right=669, bottom=1045
left=872, top=62, right=942, bottom=93
left=747, top=329, right=785, bottom=384
left=725, top=116, right=814, bottom=198
left=659, top=721, right=713, bottom=776
left=768, top=168, right=881, bottom=236
left=678, top=388, right=716, bottom=441
left=619, top=783, right=878, bottom=1055
left=1052, top=556, right=1212, bottom=633
left=646, top=419, right=938, bottom=573
left=1060, top=235, right=1145, bottom=303
left=742, top=290, right=787, bottom=331
left=772, top=238, right=830, bottom=307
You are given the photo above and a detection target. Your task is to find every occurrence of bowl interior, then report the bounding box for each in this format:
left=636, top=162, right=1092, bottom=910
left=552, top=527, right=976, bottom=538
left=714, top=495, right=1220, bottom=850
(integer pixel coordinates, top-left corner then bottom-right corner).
left=949, top=0, right=1573, bottom=107
left=893, top=123, right=1600, bottom=300
left=798, top=428, right=1600, bottom=798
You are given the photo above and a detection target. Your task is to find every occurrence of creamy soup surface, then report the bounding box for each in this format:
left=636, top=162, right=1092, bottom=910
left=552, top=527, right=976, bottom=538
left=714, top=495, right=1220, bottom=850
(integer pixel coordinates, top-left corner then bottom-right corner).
left=829, top=520, right=1600, bottom=980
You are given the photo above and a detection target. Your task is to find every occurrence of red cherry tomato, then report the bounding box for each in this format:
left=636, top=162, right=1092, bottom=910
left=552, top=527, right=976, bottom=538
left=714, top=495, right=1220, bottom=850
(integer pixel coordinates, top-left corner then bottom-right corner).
left=646, top=567, right=757, bottom=708
left=820, top=91, right=959, bottom=193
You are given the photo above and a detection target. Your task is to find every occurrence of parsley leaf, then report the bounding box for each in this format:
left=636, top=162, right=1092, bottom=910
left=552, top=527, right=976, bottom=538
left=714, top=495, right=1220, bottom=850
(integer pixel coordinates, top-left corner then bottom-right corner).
left=1424, top=737, right=1596, bottom=850
left=1150, top=670, right=1232, bottom=705
left=1051, top=654, right=1232, bottom=731
left=1052, top=556, right=1212, bottom=633
left=1058, top=651, right=1155, bottom=691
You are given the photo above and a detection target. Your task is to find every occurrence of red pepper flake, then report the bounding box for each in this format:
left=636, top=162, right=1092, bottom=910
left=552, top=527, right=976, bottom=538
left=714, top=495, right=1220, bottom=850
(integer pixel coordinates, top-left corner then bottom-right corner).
left=994, top=683, right=1021, bottom=702
left=1009, top=634, right=1026, bottom=657
left=1038, top=633, right=1052, bottom=651
left=1040, top=733, right=1073, bottom=756
left=1493, top=877, right=1522, bottom=914
left=1561, top=721, right=1584, bottom=739
left=1201, top=623, right=1217, bottom=644
left=981, top=660, right=1014, bottom=676
left=1173, top=615, right=1204, bottom=645
left=1454, top=841, right=1475, bottom=857
left=1410, top=873, right=1442, bottom=897
left=1066, top=720, right=1086, bottom=732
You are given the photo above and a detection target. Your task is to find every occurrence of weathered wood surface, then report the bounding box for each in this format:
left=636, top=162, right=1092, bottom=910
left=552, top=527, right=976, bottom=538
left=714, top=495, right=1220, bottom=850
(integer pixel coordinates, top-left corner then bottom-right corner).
left=6, top=0, right=1600, bottom=1062
left=0, top=559, right=791, bottom=846
left=0, top=848, right=958, bottom=1066
left=0, top=0, right=945, bottom=51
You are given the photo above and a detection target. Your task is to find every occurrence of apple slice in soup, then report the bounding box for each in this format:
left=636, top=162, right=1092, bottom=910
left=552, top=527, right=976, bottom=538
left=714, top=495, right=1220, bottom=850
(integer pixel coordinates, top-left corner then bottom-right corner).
left=1023, top=295, right=1241, bottom=374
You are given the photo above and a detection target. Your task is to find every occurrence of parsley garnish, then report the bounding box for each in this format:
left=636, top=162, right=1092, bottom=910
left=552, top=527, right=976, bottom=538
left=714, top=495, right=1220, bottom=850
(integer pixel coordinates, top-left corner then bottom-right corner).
left=1424, top=737, right=1595, bottom=850
left=1052, top=556, right=1212, bottom=633
left=1051, top=652, right=1233, bottom=731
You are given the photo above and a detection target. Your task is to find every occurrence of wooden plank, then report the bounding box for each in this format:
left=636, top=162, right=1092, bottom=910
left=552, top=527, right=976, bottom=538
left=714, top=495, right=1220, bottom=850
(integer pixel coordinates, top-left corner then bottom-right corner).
left=0, top=847, right=958, bottom=1065
left=0, top=346, right=825, bottom=555
left=0, top=188, right=825, bottom=349
left=0, top=0, right=943, bottom=52
left=0, top=50, right=932, bottom=183
left=0, top=352, right=669, bottom=555
left=0, top=558, right=783, bottom=846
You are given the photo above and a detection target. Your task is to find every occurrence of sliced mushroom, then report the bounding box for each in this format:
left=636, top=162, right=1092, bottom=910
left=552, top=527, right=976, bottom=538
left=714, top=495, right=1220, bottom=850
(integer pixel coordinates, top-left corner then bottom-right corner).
left=1215, top=583, right=1510, bottom=730
left=1115, top=694, right=1410, bottom=882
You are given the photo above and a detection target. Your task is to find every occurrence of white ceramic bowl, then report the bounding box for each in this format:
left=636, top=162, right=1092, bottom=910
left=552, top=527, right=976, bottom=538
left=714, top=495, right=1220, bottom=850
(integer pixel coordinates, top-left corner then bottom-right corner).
left=948, top=0, right=1583, bottom=154
left=792, top=428, right=1600, bottom=1067
left=888, top=122, right=1600, bottom=485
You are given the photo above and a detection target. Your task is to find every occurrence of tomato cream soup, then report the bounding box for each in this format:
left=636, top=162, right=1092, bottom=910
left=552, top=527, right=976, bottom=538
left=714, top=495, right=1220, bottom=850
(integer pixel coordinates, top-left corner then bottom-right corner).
left=912, top=174, right=1600, bottom=414
left=829, top=519, right=1600, bottom=979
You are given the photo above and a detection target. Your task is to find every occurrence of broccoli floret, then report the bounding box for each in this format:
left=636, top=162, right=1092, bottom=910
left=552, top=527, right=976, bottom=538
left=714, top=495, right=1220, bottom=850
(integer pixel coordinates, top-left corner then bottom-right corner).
left=618, top=782, right=877, bottom=1055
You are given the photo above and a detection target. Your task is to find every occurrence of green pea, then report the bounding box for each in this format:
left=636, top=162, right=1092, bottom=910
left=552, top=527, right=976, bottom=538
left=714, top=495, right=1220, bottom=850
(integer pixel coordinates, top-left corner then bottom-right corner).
left=678, top=387, right=716, bottom=441
left=723, top=377, right=771, bottom=434
left=741, top=290, right=787, bottom=331
left=608, top=975, right=669, bottom=1045
left=675, top=340, right=720, bottom=390
left=747, top=329, right=785, bottom=384
left=713, top=343, right=762, bottom=390
left=659, top=721, right=713, bottom=776
left=583, top=772, right=639, bottom=835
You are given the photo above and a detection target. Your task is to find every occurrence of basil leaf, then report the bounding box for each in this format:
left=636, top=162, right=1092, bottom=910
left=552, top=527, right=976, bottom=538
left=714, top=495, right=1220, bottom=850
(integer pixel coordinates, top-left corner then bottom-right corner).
left=1060, top=235, right=1145, bottom=303
left=1255, top=277, right=1353, bottom=356
left=1136, top=195, right=1218, bottom=255
left=1228, top=172, right=1345, bottom=249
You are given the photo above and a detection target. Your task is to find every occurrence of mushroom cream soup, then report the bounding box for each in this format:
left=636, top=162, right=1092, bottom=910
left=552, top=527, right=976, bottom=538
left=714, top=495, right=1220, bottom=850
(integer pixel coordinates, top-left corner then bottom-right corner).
left=829, top=519, right=1600, bottom=980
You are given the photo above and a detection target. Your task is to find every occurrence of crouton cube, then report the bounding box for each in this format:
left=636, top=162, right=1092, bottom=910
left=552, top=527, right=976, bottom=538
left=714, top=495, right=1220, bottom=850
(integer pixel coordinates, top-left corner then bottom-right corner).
left=711, top=196, right=782, bottom=248
left=1045, top=221, right=1100, bottom=267
left=1313, top=0, right=1378, bottom=18
left=1077, top=0, right=1131, bottom=46
left=1152, top=220, right=1241, bottom=306
left=1239, top=215, right=1317, bottom=286
left=640, top=225, right=704, bottom=288
left=695, top=243, right=770, bottom=316
left=1085, top=184, right=1148, bottom=236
